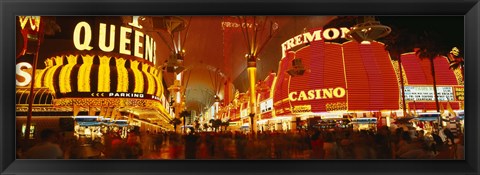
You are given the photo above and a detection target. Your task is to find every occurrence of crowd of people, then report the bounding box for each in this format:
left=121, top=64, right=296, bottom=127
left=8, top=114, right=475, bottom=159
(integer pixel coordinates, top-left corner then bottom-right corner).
left=18, top=126, right=464, bottom=160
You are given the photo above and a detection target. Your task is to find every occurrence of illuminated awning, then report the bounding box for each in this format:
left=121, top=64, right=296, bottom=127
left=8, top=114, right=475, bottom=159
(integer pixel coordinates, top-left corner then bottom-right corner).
left=35, top=54, right=164, bottom=100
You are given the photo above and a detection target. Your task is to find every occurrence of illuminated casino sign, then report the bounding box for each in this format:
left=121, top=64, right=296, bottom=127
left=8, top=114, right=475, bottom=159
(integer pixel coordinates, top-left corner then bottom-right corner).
left=281, top=27, right=350, bottom=58
left=404, top=86, right=454, bottom=101
left=32, top=17, right=164, bottom=103
left=288, top=87, right=346, bottom=102
left=73, top=20, right=157, bottom=65
left=274, top=31, right=400, bottom=116
left=274, top=26, right=463, bottom=115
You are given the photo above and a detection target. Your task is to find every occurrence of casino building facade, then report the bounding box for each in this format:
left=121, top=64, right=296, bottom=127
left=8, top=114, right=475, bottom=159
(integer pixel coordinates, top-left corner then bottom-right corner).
left=225, top=27, right=464, bottom=132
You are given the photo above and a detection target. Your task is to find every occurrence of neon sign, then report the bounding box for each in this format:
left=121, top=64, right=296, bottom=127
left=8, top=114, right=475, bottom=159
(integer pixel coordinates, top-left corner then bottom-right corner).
left=288, top=87, right=346, bottom=102
left=73, top=20, right=157, bottom=65
left=281, top=27, right=350, bottom=58
left=292, top=105, right=312, bottom=114
left=16, top=62, right=32, bottom=86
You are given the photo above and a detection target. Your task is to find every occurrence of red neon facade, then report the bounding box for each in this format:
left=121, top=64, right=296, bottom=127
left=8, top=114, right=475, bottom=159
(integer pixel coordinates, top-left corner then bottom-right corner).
left=401, top=53, right=462, bottom=110
left=343, top=41, right=399, bottom=111
left=274, top=36, right=400, bottom=116
left=401, top=53, right=458, bottom=85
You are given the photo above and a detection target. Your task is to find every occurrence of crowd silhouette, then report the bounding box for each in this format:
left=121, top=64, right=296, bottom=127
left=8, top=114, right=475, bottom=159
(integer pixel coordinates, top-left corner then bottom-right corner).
left=18, top=125, right=464, bottom=160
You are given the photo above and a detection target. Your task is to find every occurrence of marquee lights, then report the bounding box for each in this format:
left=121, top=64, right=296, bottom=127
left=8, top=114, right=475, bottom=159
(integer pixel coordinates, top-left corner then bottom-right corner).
left=130, top=60, right=144, bottom=93
left=54, top=98, right=163, bottom=108
left=153, top=69, right=163, bottom=97
left=115, top=58, right=129, bottom=92
left=98, top=56, right=111, bottom=92
left=325, top=102, right=348, bottom=112
left=34, top=68, right=46, bottom=88
left=58, top=55, right=77, bottom=93
left=44, top=56, right=63, bottom=93
left=142, top=65, right=155, bottom=94
left=78, top=55, right=94, bottom=92
left=37, top=54, right=163, bottom=98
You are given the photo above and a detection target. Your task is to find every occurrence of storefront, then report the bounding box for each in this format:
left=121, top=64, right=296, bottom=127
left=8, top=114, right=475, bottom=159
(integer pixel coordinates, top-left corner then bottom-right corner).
left=350, top=118, right=377, bottom=131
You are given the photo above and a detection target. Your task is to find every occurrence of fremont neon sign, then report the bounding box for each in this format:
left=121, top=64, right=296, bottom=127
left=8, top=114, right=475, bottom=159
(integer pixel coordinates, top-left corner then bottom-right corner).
left=288, top=87, right=346, bottom=102
left=281, top=27, right=350, bottom=58
left=73, top=21, right=157, bottom=65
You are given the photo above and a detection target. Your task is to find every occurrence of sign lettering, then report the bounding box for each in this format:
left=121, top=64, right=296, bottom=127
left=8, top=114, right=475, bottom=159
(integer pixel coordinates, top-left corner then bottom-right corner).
left=73, top=21, right=157, bottom=64
left=455, top=87, right=464, bottom=101
left=16, top=62, right=32, bottom=86
left=289, top=87, right=346, bottom=101
left=292, top=105, right=312, bottom=113
left=404, top=86, right=454, bottom=101
left=281, top=27, right=351, bottom=58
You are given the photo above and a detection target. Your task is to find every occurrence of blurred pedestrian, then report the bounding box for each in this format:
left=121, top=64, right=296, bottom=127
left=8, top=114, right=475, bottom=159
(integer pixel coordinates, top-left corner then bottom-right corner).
left=23, top=129, right=63, bottom=159
left=310, top=130, right=324, bottom=159
left=323, top=132, right=338, bottom=159
left=184, top=128, right=198, bottom=159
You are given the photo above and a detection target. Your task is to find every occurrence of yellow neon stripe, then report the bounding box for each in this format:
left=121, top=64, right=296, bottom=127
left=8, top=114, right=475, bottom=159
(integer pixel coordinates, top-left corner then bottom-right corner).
left=143, top=65, right=155, bottom=94
left=38, top=59, right=54, bottom=88
left=78, top=55, right=94, bottom=92
left=154, top=68, right=163, bottom=97
left=44, top=56, right=64, bottom=93
left=115, top=58, right=129, bottom=92
left=130, top=60, right=144, bottom=93
left=58, top=55, right=77, bottom=93
left=34, top=69, right=46, bottom=88
left=98, top=56, right=111, bottom=92
left=270, top=76, right=277, bottom=118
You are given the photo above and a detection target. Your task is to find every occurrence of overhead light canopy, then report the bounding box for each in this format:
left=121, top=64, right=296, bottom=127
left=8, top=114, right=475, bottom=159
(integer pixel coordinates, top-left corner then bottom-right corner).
left=345, top=16, right=391, bottom=44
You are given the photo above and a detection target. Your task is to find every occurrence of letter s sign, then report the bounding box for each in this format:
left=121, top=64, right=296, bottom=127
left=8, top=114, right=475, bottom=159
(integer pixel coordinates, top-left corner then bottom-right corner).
left=16, top=62, right=33, bottom=86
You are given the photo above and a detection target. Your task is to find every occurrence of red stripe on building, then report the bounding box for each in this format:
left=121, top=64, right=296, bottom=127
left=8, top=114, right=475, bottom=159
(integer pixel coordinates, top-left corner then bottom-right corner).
left=401, top=53, right=458, bottom=85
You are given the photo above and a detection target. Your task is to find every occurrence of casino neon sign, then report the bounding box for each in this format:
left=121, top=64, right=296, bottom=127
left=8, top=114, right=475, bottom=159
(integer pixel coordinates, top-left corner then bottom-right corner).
left=288, top=87, right=346, bottom=102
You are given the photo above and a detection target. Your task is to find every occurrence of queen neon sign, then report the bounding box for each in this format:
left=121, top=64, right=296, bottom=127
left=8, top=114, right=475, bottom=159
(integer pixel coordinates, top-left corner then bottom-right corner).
left=73, top=20, right=157, bottom=65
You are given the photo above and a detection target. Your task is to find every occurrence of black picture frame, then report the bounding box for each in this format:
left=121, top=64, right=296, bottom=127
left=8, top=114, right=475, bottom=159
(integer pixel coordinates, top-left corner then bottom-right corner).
left=1, top=0, right=479, bottom=175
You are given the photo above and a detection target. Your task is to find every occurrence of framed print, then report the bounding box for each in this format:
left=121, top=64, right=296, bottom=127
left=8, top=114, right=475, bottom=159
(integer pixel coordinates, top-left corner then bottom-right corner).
left=1, top=0, right=479, bottom=175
